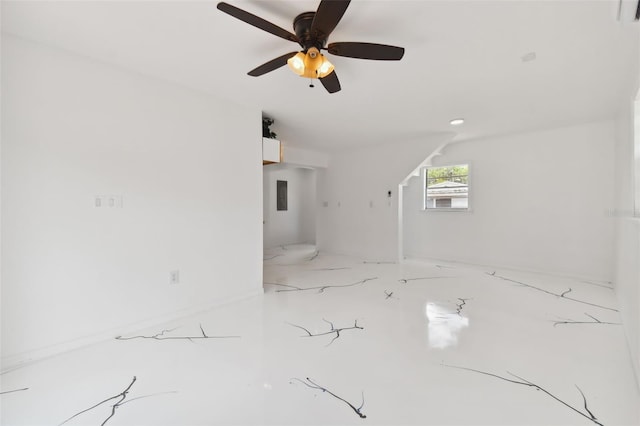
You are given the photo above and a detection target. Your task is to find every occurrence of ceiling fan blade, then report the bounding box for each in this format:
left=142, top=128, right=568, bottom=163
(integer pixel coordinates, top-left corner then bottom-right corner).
left=217, top=2, right=298, bottom=43
left=248, top=52, right=299, bottom=77
left=328, top=42, right=405, bottom=60
left=319, top=70, right=341, bottom=93
left=311, top=0, right=351, bottom=40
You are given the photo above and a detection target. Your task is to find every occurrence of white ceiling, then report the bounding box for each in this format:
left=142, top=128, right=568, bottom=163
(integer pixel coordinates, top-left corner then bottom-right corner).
left=2, top=0, right=638, bottom=151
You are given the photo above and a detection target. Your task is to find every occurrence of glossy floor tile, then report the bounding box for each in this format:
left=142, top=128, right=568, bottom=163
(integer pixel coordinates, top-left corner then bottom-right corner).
left=2, top=245, right=639, bottom=425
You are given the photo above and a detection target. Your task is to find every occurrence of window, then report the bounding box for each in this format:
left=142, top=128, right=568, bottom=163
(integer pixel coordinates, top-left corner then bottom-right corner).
left=435, top=198, right=452, bottom=208
left=425, top=164, right=469, bottom=210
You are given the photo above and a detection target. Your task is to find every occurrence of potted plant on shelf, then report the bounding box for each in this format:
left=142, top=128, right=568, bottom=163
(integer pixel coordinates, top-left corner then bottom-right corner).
left=262, top=117, right=277, bottom=139
left=262, top=117, right=281, bottom=164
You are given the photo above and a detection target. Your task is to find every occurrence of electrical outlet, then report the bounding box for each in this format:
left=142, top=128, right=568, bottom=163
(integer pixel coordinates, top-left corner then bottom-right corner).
left=93, top=195, right=123, bottom=208
left=169, top=270, right=180, bottom=285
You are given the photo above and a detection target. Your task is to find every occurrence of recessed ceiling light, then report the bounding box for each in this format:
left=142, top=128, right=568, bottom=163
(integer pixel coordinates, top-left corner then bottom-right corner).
left=450, top=118, right=465, bottom=126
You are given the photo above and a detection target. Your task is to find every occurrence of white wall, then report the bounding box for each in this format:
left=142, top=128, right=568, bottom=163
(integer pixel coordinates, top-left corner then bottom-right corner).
left=404, top=121, right=616, bottom=280
left=316, top=135, right=452, bottom=260
left=263, top=165, right=316, bottom=248
left=1, top=36, right=263, bottom=365
left=283, top=145, right=329, bottom=169
left=614, top=101, right=640, bottom=386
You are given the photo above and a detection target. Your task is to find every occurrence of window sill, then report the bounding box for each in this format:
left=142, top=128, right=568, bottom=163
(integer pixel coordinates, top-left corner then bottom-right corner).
left=422, top=208, right=472, bottom=213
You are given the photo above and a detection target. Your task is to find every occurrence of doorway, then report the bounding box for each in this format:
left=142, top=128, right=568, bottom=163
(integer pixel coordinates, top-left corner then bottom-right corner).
left=263, top=164, right=317, bottom=249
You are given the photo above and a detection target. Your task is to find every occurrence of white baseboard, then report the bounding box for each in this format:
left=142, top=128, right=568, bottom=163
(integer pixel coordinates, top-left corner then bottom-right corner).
left=1, top=288, right=264, bottom=373
left=402, top=255, right=612, bottom=284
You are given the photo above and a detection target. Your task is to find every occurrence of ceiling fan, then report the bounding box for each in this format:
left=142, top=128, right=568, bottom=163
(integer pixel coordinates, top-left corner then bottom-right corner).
left=216, top=0, right=405, bottom=93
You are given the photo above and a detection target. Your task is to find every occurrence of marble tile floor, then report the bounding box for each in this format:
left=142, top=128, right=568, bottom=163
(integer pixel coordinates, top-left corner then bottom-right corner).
left=2, top=245, right=639, bottom=425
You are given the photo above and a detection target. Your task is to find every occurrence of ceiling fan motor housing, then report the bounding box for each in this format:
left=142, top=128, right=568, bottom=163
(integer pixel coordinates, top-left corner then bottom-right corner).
left=293, top=12, right=326, bottom=52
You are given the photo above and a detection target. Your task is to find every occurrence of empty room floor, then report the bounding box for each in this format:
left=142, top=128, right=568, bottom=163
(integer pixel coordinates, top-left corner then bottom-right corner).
left=2, top=245, right=639, bottom=425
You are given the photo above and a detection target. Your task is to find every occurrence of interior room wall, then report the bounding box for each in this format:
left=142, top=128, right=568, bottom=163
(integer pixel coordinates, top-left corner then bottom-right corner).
left=1, top=35, right=263, bottom=366
left=283, top=145, right=329, bottom=169
left=403, top=121, right=616, bottom=281
left=263, top=165, right=316, bottom=248
left=614, top=100, right=640, bottom=386
left=316, top=135, right=453, bottom=261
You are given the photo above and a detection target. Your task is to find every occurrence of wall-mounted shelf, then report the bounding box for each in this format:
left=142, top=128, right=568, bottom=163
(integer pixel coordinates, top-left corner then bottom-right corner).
left=263, top=137, right=282, bottom=165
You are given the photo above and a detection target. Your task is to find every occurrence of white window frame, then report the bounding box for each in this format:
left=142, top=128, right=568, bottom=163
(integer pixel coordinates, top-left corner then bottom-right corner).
left=423, top=163, right=471, bottom=212
left=634, top=92, right=640, bottom=217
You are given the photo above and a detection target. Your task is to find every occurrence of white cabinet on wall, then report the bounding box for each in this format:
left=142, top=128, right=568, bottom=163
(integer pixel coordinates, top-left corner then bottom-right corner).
left=263, top=138, right=282, bottom=164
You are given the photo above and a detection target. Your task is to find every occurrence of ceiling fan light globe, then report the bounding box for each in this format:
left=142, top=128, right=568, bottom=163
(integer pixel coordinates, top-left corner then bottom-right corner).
left=304, top=51, right=322, bottom=72
left=317, top=57, right=334, bottom=78
left=287, top=52, right=306, bottom=76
